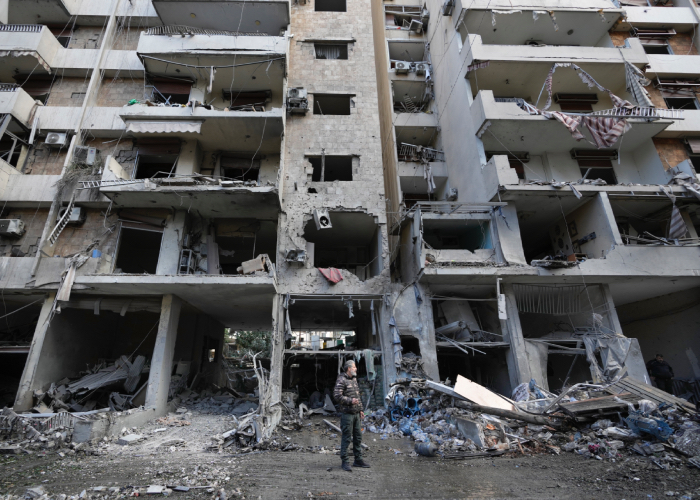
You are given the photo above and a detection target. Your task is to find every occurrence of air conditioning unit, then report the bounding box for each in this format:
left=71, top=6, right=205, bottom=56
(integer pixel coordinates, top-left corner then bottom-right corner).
left=287, top=87, right=309, bottom=115
left=415, top=63, right=427, bottom=76
left=420, top=7, right=430, bottom=23
left=408, top=19, right=423, bottom=33
left=44, top=132, right=69, bottom=148
left=285, top=248, right=306, bottom=263
left=395, top=61, right=411, bottom=74
left=0, top=219, right=25, bottom=238
left=73, top=146, right=97, bottom=165
left=313, top=208, right=332, bottom=230
left=57, top=206, right=86, bottom=225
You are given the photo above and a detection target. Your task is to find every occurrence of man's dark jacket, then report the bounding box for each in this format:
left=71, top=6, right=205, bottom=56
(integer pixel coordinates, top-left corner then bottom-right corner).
left=647, top=359, right=674, bottom=379
left=333, top=372, right=363, bottom=414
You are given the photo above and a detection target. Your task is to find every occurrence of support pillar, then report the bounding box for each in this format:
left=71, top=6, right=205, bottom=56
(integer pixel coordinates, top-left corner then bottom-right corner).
left=268, top=293, right=284, bottom=405
left=14, top=293, right=55, bottom=411
left=145, top=294, right=182, bottom=413
left=501, top=283, right=531, bottom=390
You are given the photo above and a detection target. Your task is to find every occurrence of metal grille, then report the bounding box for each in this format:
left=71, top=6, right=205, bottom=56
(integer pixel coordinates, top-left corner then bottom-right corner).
left=0, top=25, right=43, bottom=32
left=146, top=25, right=270, bottom=37
left=398, top=143, right=445, bottom=162
left=513, top=284, right=586, bottom=315
left=0, top=84, right=18, bottom=92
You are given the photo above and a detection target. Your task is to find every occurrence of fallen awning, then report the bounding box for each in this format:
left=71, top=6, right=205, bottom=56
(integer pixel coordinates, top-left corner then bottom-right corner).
left=125, top=120, right=202, bottom=134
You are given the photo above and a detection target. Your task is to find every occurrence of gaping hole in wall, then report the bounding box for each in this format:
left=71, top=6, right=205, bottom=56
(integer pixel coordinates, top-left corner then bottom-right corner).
left=283, top=297, right=383, bottom=409
left=303, top=212, right=382, bottom=280
left=308, top=156, right=353, bottom=182
left=0, top=298, right=42, bottom=407
left=313, top=94, right=352, bottom=115
left=134, top=155, right=178, bottom=179
left=314, top=44, right=348, bottom=60
left=115, top=227, right=163, bottom=274
left=611, top=198, right=698, bottom=245
left=147, top=76, right=193, bottom=105
left=388, top=41, right=426, bottom=64
left=220, top=156, right=261, bottom=182
left=393, top=80, right=431, bottom=113
left=400, top=335, right=420, bottom=356
left=513, top=284, right=616, bottom=391
left=19, top=297, right=225, bottom=412
left=315, top=0, right=346, bottom=12
left=214, top=219, right=277, bottom=274
left=432, top=295, right=511, bottom=395
left=132, top=139, right=181, bottom=179
left=422, top=219, right=492, bottom=251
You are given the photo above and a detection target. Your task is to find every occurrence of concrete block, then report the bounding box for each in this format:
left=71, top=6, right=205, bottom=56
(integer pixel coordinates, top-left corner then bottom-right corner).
left=454, top=417, right=486, bottom=448
left=238, top=255, right=265, bottom=274
left=117, top=434, right=143, bottom=445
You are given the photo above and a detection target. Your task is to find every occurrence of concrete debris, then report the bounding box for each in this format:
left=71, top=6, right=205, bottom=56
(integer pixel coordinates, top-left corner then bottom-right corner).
left=116, top=434, right=143, bottom=446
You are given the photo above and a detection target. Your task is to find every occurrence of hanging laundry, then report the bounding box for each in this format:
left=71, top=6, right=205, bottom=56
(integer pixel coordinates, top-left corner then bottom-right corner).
left=318, top=267, right=343, bottom=283
left=370, top=301, right=377, bottom=336
left=581, top=116, right=631, bottom=149
left=548, top=11, right=559, bottom=31
left=423, top=162, right=436, bottom=193
left=532, top=10, right=548, bottom=21
left=345, top=299, right=354, bottom=318
left=413, top=283, right=423, bottom=305
left=363, top=349, right=376, bottom=381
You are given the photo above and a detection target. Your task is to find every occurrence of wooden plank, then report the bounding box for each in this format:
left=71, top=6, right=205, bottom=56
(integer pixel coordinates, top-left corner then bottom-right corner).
left=607, top=377, right=695, bottom=411
left=425, top=380, right=465, bottom=400
left=559, top=393, right=638, bottom=414
left=454, top=375, right=514, bottom=411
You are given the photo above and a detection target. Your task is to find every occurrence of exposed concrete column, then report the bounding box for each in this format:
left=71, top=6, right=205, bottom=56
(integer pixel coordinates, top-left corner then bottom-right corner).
left=415, top=287, right=440, bottom=382
left=145, top=294, right=182, bottom=413
left=14, top=293, right=55, bottom=411
left=601, top=283, right=624, bottom=335
left=156, top=211, right=186, bottom=275
left=378, top=300, right=397, bottom=396
left=268, top=293, right=284, bottom=405
left=501, top=283, right=530, bottom=390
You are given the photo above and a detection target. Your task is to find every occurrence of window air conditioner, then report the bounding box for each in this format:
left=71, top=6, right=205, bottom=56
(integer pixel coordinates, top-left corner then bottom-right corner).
left=0, top=219, right=26, bottom=238
left=395, top=61, right=411, bottom=74
left=408, top=19, right=423, bottom=33
left=287, top=87, right=309, bottom=115
left=415, top=63, right=427, bottom=76
left=288, top=87, right=307, bottom=100
left=313, top=209, right=332, bottom=230
left=44, top=132, right=69, bottom=148
left=442, top=0, right=454, bottom=16
left=57, top=206, right=86, bottom=225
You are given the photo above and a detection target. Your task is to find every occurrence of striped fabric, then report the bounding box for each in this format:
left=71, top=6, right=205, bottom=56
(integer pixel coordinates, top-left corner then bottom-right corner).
left=581, top=116, right=630, bottom=149
left=668, top=206, right=688, bottom=240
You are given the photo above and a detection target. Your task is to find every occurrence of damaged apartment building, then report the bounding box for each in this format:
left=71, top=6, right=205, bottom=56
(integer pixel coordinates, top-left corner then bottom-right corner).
left=0, top=0, right=700, bottom=434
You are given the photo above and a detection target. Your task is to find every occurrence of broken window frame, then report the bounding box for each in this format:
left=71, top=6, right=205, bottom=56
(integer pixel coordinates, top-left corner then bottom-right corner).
left=312, top=93, right=354, bottom=115
left=222, top=89, right=272, bottom=111
left=146, top=76, right=193, bottom=105
left=307, top=154, right=354, bottom=182
left=113, top=224, right=164, bottom=275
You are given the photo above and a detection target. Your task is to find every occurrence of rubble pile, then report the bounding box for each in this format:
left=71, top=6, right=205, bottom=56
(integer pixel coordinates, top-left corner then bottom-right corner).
left=30, top=355, right=149, bottom=414
left=362, top=376, right=700, bottom=466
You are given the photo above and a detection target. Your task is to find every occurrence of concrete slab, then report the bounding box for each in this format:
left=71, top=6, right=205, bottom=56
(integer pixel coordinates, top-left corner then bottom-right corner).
left=117, top=434, right=143, bottom=445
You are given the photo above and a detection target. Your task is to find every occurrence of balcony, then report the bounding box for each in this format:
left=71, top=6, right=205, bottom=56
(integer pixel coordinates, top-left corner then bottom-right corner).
left=618, top=6, right=697, bottom=31
left=646, top=54, right=700, bottom=79
left=0, top=25, right=61, bottom=80
left=95, top=156, right=281, bottom=219
left=458, top=4, right=624, bottom=47
left=471, top=91, right=675, bottom=185
left=151, top=0, right=290, bottom=35
left=138, top=27, right=288, bottom=56
left=0, top=85, right=38, bottom=128
left=656, top=110, right=700, bottom=138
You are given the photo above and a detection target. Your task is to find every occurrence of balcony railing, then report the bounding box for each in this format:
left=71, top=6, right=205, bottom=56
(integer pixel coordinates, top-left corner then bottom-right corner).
left=0, top=25, right=43, bottom=33
left=508, top=98, right=684, bottom=121
left=145, top=25, right=270, bottom=37
left=398, top=143, right=445, bottom=162
left=0, top=84, right=19, bottom=92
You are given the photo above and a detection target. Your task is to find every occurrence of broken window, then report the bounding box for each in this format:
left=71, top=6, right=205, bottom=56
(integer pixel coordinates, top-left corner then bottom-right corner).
left=48, top=26, right=71, bottom=47
left=612, top=199, right=692, bottom=245
left=664, top=97, right=699, bottom=110
left=133, top=139, right=181, bottom=179
left=635, top=28, right=675, bottom=54
left=314, top=44, right=348, bottom=60
left=315, top=0, right=346, bottom=11
left=303, top=212, right=382, bottom=280
left=384, top=6, right=428, bottom=33
left=220, top=156, right=261, bottom=182
left=657, top=80, right=700, bottom=110
left=422, top=219, right=492, bottom=251
left=115, top=227, right=162, bottom=274
left=553, top=93, right=598, bottom=112
left=213, top=219, right=277, bottom=274
left=308, top=156, right=353, bottom=182
left=222, top=90, right=272, bottom=111
left=313, top=94, right=352, bottom=115
left=578, top=159, right=617, bottom=185
left=147, top=77, right=192, bottom=105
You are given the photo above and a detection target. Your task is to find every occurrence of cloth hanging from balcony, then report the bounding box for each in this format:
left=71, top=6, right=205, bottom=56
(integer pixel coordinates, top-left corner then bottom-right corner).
left=0, top=51, right=51, bottom=74
left=668, top=205, right=689, bottom=240
left=466, top=61, right=490, bottom=73
left=315, top=45, right=341, bottom=60
left=423, top=162, right=436, bottom=193
left=125, top=121, right=202, bottom=134
left=624, top=61, right=654, bottom=108
left=491, top=10, right=522, bottom=27
left=318, top=267, right=343, bottom=283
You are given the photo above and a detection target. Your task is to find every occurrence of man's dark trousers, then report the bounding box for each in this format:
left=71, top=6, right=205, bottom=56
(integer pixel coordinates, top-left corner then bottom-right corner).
left=340, top=413, right=362, bottom=463
left=656, top=377, right=674, bottom=393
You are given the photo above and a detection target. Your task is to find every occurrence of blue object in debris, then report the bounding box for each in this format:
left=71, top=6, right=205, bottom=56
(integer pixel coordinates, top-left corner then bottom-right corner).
left=92, top=249, right=102, bottom=258
left=625, top=410, right=673, bottom=441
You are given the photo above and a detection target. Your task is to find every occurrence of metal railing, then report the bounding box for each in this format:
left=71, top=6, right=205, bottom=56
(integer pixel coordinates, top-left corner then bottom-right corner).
left=0, top=84, right=19, bottom=92
left=0, top=25, right=43, bottom=33
left=398, top=143, right=445, bottom=162
left=510, top=97, right=684, bottom=121
left=146, top=25, right=270, bottom=37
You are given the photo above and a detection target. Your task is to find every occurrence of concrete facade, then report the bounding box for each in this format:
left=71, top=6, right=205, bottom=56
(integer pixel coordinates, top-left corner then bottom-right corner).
left=2, top=0, right=700, bottom=418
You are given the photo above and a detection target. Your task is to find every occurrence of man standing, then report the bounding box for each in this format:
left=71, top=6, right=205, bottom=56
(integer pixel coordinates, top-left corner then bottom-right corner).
left=646, top=354, right=675, bottom=393
left=333, top=360, right=370, bottom=472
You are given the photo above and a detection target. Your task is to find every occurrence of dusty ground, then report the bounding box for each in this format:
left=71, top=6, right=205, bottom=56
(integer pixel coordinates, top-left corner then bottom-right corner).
left=2, top=412, right=700, bottom=500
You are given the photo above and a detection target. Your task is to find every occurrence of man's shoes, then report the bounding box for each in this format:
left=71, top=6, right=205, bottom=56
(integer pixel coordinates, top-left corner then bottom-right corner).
left=341, top=462, right=352, bottom=472
left=352, top=459, right=370, bottom=468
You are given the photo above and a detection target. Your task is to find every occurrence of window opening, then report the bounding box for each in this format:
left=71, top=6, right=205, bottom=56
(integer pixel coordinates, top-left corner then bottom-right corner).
left=664, top=97, right=699, bottom=110
left=577, top=159, right=617, bottom=185
left=134, top=155, right=178, bottom=179
left=147, top=77, right=192, bottom=105
left=554, top=93, right=598, bottom=112
left=313, top=94, right=352, bottom=115
left=115, top=227, right=162, bottom=274
left=308, top=156, right=353, bottom=181
left=315, top=0, right=346, bottom=11
left=222, top=90, right=271, bottom=111
left=314, top=44, right=348, bottom=60
left=220, top=156, right=260, bottom=181
left=422, top=219, right=492, bottom=251
left=18, top=76, right=52, bottom=105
